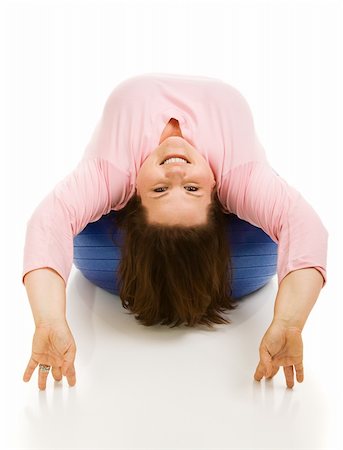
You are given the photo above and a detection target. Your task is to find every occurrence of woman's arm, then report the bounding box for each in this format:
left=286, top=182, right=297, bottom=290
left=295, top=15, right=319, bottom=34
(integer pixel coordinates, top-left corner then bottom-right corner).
left=254, top=268, right=324, bottom=387
left=22, top=157, right=130, bottom=287
left=22, top=267, right=78, bottom=390
left=272, top=267, right=324, bottom=331
left=220, top=160, right=328, bottom=288
left=23, top=267, right=66, bottom=327
left=221, top=161, right=328, bottom=387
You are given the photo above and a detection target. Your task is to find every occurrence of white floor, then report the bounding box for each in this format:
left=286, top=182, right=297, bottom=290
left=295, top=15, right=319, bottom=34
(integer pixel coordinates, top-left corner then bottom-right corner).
left=4, top=251, right=342, bottom=449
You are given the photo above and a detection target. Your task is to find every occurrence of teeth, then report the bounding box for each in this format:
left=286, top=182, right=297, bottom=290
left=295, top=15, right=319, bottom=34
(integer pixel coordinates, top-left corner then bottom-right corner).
left=163, top=157, right=188, bottom=165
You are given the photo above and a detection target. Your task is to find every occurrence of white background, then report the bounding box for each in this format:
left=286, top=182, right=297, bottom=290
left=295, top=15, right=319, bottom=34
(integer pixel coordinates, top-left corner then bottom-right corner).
left=2, top=0, right=342, bottom=449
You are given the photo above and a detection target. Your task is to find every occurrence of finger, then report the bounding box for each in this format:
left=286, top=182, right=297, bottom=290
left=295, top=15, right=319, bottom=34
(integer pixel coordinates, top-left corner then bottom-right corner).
left=23, top=357, right=39, bottom=382
left=52, top=366, right=63, bottom=382
left=283, top=365, right=294, bottom=389
left=295, top=363, right=304, bottom=383
left=63, top=364, right=77, bottom=387
left=254, top=361, right=265, bottom=381
left=259, top=347, right=273, bottom=377
left=266, top=365, right=280, bottom=379
left=62, top=346, right=77, bottom=386
left=38, top=365, right=51, bottom=390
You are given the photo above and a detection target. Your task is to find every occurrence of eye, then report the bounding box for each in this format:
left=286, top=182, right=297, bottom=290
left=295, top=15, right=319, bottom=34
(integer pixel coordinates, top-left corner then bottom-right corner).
left=153, top=186, right=199, bottom=193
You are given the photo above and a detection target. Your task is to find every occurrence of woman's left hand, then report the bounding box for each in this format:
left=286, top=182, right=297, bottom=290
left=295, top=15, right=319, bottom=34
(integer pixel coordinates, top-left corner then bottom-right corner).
left=254, top=320, right=304, bottom=388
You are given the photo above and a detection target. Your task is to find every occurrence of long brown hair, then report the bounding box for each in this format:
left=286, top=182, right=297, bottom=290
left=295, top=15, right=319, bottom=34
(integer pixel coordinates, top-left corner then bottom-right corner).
left=109, top=188, right=237, bottom=328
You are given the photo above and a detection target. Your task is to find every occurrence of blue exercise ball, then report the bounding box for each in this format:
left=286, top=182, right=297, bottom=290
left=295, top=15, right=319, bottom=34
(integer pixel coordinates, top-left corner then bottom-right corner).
left=73, top=211, right=278, bottom=299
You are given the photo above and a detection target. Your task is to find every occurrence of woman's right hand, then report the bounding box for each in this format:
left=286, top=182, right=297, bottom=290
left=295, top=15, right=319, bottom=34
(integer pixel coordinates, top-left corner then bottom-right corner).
left=23, top=319, right=77, bottom=390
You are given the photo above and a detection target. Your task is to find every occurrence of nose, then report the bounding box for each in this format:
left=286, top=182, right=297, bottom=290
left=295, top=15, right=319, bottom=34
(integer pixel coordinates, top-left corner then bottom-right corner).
left=165, top=165, right=187, bottom=179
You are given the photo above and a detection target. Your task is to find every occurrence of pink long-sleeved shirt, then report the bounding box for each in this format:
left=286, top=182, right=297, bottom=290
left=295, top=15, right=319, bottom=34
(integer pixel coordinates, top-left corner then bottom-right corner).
left=22, top=73, right=328, bottom=288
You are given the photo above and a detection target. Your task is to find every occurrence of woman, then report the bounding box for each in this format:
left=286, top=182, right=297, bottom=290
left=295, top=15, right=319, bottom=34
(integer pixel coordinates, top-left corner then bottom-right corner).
left=22, top=73, right=328, bottom=390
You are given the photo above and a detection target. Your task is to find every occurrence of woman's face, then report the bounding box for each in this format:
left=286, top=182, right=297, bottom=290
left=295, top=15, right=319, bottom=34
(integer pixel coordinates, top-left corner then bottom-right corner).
left=136, top=133, right=216, bottom=226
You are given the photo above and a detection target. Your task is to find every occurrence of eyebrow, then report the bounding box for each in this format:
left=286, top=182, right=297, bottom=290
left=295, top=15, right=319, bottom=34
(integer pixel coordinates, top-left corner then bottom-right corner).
left=150, top=192, right=204, bottom=200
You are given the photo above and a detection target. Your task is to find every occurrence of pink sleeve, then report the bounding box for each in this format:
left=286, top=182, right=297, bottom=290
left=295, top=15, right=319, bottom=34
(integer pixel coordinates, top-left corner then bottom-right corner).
left=219, top=161, right=329, bottom=288
left=22, top=157, right=130, bottom=287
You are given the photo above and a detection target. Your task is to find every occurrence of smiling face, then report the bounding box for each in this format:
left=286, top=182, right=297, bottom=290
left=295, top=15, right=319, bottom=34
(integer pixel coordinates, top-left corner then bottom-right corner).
left=136, top=134, right=216, bottom=226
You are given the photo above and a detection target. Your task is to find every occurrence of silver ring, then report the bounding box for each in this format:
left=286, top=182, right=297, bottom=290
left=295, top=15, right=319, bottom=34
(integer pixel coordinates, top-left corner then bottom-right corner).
left=39, top=364, right=51, bottom=373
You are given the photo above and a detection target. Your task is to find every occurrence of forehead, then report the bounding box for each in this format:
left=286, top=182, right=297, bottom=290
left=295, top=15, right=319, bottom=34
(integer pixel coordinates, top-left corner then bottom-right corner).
left=144, top=195, right=211, bottom=217
left=147, top=208, right=208, bottom=226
